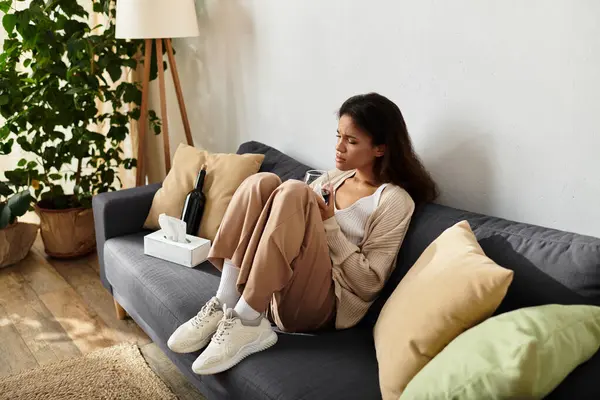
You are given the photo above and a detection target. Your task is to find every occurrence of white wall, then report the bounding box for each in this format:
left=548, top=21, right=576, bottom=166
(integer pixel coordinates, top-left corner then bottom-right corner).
left=168, top=0, right=600, bottom=237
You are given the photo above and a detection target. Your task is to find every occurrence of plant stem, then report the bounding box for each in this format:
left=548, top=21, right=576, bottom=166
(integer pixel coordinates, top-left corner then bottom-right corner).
left=75, top=156, right=82, bottom=186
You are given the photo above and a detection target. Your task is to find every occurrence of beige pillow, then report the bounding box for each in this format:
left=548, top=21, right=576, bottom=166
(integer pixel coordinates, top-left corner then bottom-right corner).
left=144, top=144, right=265, bottom=241
left=373, top=220, right=513, bottom=400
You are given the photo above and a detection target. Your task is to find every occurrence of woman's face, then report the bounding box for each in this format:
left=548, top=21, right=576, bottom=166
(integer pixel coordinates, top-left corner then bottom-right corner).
left=335, top=115, right=384, bottom=171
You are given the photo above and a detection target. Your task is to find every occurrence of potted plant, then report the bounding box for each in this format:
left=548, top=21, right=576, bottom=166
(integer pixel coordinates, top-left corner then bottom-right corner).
left=0, top=184, right=37, bottom=268
left=0, top=0, right=162, bottom=258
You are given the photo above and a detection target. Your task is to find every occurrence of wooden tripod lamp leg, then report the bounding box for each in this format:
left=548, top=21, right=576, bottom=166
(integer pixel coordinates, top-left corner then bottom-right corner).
left=165, top=39, right=194, bottom=146
left=136, top=39, right=153, bottom=187
left=114, top=298, right=128, bottom=320
left=156, top=38, right=171, bottom=173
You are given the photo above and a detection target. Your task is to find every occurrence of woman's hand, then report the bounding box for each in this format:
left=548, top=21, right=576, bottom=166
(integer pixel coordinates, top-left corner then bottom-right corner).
left=314, top=184, right=335, bottom=221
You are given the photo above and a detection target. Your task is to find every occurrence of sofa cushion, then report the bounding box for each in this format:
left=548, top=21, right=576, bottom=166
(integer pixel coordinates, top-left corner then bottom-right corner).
left=237, top=141, right=313, bottom=182
left=144, top=144, right=265, bottom=241
left=104, top=232, right=380, bottom=400
left=374, top=221, right=514, bottom=399
left=402, top=304, right=600, bottom=400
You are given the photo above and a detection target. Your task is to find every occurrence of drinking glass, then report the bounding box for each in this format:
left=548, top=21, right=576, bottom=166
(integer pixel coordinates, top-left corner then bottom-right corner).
left=304, top=170, right=331, bottom=204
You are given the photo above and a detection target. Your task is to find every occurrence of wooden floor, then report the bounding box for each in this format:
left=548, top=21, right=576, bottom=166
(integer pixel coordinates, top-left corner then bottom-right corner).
left=0, top=232, right=205, bottom=399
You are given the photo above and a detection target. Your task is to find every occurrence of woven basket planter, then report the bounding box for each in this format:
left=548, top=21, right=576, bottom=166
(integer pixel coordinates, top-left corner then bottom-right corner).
left=0, top=220, right=39, bottom=268
left=35, top=204, right=96, bottom=258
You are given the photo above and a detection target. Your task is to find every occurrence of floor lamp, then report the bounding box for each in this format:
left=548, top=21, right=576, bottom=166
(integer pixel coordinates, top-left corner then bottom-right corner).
left=115, top=0, right=200, bottom=186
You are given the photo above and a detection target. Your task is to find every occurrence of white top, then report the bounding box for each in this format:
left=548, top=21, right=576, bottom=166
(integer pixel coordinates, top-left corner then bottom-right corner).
left=334, top=183, right=388, bottom=246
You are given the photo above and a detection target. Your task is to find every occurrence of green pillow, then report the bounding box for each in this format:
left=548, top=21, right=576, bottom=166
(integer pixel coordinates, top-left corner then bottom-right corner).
left=401, top=304, right=600, bottom=400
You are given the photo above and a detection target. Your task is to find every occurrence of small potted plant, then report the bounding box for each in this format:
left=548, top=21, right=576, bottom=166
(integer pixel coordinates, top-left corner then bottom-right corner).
left=0, top=0, right=162, bottom=258
left=0, top=183, right=37, bottom=268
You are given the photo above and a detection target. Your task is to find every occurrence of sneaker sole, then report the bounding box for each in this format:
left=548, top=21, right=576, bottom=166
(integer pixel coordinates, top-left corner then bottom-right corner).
left=192, top=330, right=278, bottom=375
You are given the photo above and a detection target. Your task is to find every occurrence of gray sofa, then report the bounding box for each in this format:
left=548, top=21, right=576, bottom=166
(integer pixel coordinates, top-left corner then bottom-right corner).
left=93, top=141, right=600, bottom=400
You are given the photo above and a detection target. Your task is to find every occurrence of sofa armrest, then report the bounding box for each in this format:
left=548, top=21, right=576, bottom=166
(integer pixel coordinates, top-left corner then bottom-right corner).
left=92, top=183, right=161, bottom=293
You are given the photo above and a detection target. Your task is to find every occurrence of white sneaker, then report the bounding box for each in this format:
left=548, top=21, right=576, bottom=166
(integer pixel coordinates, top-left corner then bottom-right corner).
left=167, top=297, right=224, bottom=353
left=191, top=306, right=278, bottom=375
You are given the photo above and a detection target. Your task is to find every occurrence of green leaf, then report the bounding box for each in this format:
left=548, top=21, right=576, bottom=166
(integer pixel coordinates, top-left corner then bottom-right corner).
left=64, top=20, right=87, bottom=38
left=26, top=161, right=37, bottom=169
left=107, top=125, right=127, bottom=141
left=7, top=190, right=31, bottom=217
left=23, top=58, right=31, bottom=68
left=66, top=87, right=83, bottom=95
left=79, top=196, right=92, bottom=209
left=107, top=63, right=122, bottom=83
left=0, top=125, right=9, bottom=140
left=84, top=131, right=105, bottom=142
left=50, top=130, right=65, bottom=141
left=55, top=14, right=67, bottom=30
left=17, top=158, right=26, bottom=167
left=4, top=169, right=27, bottom=186
left=123, top=84, right=141, bottom=104
left=49, top=173, right=62, bottom=180
left=129, top=108, right=141, bottom=120
left=122, top=58, right=137, bottom=69
left=149, top=40, right=159, bottom=81
left=0, top=181, right=12, bottom=196
left=103, top=168, right=115, bottom=185
left=66, top=38, right=85, bottom=59
left=50, top=184, right=64, bottom=197
left=92, top=2, right=103, bottom=13
left=2, top=138, right=14, bottom=154
left=0, top=203, right=11, bottom=228
left=123, top=158, right=137, bottom=169
left=111, top=112, right=128, bottom=125
left=0, top=95, right=9, bottom=105
left=16, top=136, right=31, bottom=152
left=21, top=24, right=36, bottom=44
left=2, top=14, right=16, bottom=34
left=0, top=1, right=11, bottom=13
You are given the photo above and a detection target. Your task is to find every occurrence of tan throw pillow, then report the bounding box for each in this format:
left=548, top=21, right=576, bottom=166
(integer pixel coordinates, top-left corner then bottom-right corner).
left=373, top=220, right=514, bottom=400
left=144, top=143, right=265, bottom=241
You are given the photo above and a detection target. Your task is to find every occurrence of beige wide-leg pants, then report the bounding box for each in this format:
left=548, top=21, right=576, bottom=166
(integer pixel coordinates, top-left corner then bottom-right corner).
left=208, top=173, right=336, bottom=332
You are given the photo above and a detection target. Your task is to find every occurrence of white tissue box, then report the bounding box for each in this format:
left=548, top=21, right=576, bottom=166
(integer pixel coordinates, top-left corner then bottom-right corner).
left=144, top=229, right=211, bottom=268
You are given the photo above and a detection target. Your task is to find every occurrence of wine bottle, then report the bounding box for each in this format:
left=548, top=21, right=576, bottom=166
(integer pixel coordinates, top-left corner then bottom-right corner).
left=181, top=165, right=207, bottom=235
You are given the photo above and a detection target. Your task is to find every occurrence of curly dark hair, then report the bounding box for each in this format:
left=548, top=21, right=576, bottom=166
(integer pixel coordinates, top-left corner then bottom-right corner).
left=339, top=93, right=438, bottom=205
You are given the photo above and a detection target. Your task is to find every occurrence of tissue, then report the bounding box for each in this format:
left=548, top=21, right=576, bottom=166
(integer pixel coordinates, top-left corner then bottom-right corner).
left=158, top=213, right=188, bottom=243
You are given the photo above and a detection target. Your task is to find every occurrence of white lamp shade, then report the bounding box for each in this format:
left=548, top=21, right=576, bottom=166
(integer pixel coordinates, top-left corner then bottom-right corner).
left=116, top=0, right=200, bottom=39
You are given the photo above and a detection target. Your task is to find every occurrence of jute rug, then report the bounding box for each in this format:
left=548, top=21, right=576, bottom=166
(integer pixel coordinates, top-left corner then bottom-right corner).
left=0, top=344, right=178, bottom=400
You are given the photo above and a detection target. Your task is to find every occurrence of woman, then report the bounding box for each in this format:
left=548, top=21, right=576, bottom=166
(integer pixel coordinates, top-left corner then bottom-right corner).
left=168, top=92, right=438, bottom=375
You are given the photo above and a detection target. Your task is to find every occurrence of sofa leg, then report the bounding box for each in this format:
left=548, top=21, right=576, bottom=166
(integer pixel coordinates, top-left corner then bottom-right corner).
left=114, top=298, right=128, bottom=320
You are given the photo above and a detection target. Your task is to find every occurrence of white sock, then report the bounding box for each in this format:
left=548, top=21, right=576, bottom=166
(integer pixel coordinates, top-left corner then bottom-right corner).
left=215, top=259, right=241, bottom=309
left=234, top=295, right=261, bottom=322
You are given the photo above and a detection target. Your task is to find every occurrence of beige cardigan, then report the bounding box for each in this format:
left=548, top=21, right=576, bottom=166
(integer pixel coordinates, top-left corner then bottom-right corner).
left=313, top=169, right=415, bottom=329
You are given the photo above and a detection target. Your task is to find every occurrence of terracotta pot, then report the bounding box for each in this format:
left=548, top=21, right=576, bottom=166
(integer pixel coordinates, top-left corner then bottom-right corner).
left=0, top=220, right=39, bottom=268
left=35, top=204, right=96, bottom=258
